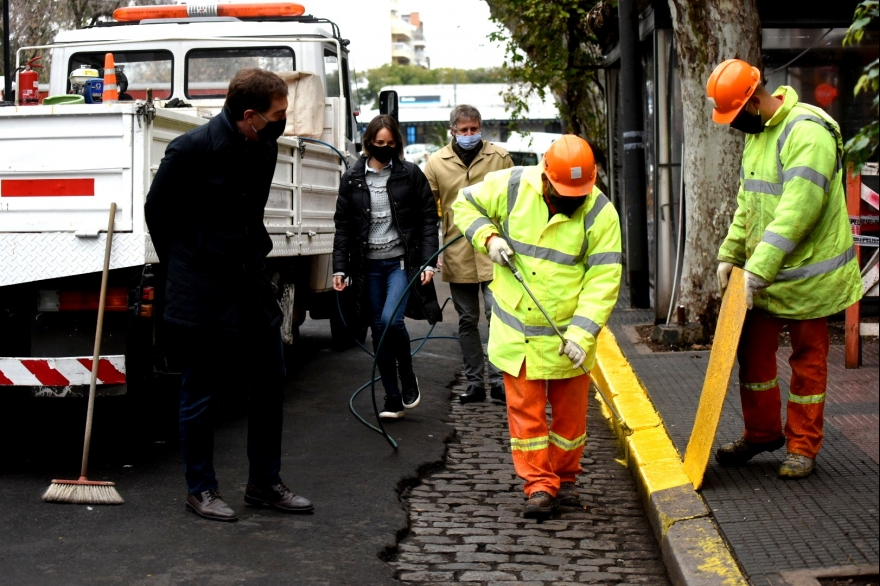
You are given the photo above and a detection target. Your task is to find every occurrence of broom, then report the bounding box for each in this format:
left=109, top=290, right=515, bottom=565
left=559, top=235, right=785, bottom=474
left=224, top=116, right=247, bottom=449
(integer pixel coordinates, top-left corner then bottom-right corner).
left=43, top=202, right=124, bottom=505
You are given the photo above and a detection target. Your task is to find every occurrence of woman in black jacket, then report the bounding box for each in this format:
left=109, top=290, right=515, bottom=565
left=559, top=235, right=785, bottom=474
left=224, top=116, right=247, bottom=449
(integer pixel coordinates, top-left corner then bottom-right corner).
left=332, top=115, right=441, bottom=419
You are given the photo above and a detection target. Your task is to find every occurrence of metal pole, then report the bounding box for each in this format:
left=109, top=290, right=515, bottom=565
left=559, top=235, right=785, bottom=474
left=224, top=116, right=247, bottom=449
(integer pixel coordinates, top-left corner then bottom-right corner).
left=617, top=0, right=650, bottom=308
left=2, top=0, right=11, bottom=101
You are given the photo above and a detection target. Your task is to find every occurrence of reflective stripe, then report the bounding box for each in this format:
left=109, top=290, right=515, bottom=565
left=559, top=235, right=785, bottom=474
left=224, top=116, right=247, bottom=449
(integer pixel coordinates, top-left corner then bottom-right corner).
left=511, top=435, right=549, bottom=451
left=741, top=377, right=778, bottom=391
left=775, top=246, right=855, bottom=281
left=577, top=193, right=610, bottom=261
left=465, top=217, right=493, bottom=245
left=462, top=186, right=489, bottom=218
left=588, top=251, right=622, bottom=266
left=788, top=391, right=826, bottom=405
left=493, top=300, right=561, bottom=337
left=776, top=112, right=841, bottom=193
left=570, top=315, right=601, bottom=337
left=762, top=230, right=797, bottom=254
left=508, top=237, right=579, bottom=266
left=549, top=430, right=586, bottom=451
left=782, top=166, right=830, bottom=192
left=505, top=167, right=524, bottom=238
left=744, top=179, right=783, bottom=196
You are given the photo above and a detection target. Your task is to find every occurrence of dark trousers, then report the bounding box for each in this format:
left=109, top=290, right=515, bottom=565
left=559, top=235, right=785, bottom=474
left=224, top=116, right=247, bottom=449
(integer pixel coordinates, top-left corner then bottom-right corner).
left=449, top=281, right=503, bottom=387
left=177, top=325, right=286, bottom=494
left=366, top=257, right=412, bottom=397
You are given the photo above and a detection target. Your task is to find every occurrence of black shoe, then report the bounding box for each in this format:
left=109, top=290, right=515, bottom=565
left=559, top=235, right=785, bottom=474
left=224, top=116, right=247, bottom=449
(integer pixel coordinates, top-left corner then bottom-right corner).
left=557, top=482, right=581, bottom=507
left=245, top=482, right=313, bottom=513
left=459, top=384, right=486, bottom=404
left=400, top=372, right=420, bottom=409
left=523, top=491, right=557, bottom=518
left=489, top=383, right=506, bottom=404
left=715, top=436, right=785, bottom=467
left=379, top=395, right=405, bottom=419
left=186, top=489, right=238, bottom=522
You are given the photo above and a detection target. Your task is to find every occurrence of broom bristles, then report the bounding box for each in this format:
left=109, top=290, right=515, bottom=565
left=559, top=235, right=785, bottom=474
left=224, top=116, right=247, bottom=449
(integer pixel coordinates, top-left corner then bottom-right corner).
left=42, top=479, right=124, bottom=505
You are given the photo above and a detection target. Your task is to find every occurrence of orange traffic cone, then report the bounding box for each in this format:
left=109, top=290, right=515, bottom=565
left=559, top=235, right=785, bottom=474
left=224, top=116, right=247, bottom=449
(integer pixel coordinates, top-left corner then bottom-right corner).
left=102, top=53, right=118, bottom=104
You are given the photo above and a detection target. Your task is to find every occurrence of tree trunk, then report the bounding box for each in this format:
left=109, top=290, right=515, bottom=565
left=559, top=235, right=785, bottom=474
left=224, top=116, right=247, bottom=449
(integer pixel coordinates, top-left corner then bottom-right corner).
left=667, top=0, right=761, bottom=331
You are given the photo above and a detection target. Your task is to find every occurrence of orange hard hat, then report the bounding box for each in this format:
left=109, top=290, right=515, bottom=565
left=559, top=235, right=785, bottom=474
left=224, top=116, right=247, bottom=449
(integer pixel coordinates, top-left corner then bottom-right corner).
left=542, top=135, right=596, bottom=197
left=706, top=59, right=762, bottom=124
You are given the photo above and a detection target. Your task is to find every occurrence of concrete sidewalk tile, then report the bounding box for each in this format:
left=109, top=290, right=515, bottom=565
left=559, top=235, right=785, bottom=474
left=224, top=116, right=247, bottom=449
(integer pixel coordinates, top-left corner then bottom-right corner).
left=662, top=517, right=747, bottom=586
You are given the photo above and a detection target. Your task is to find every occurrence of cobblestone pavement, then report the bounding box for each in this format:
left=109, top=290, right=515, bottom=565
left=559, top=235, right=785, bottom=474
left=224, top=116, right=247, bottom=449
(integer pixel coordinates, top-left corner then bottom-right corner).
left=388, top=374, right=671, bottom=585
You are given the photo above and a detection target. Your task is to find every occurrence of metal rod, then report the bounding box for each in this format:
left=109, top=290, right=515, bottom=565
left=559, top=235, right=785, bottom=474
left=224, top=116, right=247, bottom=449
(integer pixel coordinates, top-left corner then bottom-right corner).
left=500, top=250, right=631, bottom=433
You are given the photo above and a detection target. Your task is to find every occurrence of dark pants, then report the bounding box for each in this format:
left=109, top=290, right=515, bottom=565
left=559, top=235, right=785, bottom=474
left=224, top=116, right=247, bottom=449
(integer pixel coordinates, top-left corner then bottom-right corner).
left=449, top=281, right=503, bottom=387
left=177, top=325, right=286, bottom=494
left=366, top=257, right=412, bottom=397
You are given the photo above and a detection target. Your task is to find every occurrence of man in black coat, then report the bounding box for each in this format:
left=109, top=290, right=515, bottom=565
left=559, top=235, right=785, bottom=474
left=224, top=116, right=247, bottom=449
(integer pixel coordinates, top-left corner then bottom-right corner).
left=145, top=68, right=312, bottom=522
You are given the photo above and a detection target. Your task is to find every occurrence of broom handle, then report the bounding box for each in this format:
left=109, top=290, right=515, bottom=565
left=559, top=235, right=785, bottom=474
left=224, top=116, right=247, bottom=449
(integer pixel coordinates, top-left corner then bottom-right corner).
left=81, top=202, right=116, bottom=478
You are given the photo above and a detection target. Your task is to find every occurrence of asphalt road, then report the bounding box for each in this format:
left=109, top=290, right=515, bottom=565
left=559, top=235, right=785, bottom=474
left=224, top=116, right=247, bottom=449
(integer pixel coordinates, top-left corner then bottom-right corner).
left=0, top=282, right=463, bottom=586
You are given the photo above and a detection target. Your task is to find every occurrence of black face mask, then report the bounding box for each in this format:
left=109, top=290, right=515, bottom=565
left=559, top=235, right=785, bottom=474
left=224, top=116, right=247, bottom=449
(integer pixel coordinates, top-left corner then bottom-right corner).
left=730, top=107, right=763, bottom=134
left=256, top=117, right=287, bottom=142
left=549, top=193, right=587, bottom=217
left=370, top=145, right=396, bottom=165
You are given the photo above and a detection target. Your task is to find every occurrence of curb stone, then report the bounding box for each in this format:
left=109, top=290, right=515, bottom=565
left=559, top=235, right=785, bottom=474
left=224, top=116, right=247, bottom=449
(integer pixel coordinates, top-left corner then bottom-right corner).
left=593, top=329, right=748, bottom=586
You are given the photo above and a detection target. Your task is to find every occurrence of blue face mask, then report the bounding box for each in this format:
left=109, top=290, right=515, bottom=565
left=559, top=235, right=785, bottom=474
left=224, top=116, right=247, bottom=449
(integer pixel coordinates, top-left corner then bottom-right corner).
left=456, top=133, right=482, bottom=150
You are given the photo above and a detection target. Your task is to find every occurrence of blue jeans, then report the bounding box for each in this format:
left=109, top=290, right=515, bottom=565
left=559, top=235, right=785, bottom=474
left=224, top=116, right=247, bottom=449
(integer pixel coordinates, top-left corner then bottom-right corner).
left=177, top=325, right=286, bottom=494
left=366, top=257, right=412, bottom=397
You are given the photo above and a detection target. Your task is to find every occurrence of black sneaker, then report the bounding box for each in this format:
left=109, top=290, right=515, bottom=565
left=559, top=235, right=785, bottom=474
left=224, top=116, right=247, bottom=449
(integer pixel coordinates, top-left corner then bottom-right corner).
left=400, top=372, right=420, bottom=409
left=715, top=436, right=785, bottom=467
left=379, top=395, right=405, bottom=419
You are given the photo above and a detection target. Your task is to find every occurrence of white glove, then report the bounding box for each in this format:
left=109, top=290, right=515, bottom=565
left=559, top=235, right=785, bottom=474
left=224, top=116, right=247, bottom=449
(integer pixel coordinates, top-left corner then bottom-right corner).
left=744, top=270, right=769, bottom=310
left=558, top=339, right=586, bottom=370
left=487, top=236, right=514, bottom=266
left=717, top=262, right=735, bottom=295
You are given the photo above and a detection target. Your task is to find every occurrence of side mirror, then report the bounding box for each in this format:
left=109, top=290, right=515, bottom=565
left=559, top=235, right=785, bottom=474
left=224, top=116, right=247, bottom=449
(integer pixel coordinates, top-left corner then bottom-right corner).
left=379, top=90, right=398, bottom=122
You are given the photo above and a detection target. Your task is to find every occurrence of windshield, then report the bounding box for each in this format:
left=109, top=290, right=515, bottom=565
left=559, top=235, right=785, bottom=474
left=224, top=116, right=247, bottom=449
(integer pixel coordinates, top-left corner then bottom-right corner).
left=185, top=47, right=295, bottom=99
left=68, top=50, right=173, bottom=100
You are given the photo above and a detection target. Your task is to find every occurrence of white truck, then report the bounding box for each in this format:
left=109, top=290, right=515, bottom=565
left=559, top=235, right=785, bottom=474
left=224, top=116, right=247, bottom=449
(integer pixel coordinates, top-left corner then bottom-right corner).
left=0, top=3, right=363, bottom=399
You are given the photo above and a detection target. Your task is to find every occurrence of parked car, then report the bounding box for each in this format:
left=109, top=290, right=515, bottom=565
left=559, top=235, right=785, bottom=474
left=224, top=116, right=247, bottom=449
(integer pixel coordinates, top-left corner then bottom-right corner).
left=404, top=143, right=439, bottom=165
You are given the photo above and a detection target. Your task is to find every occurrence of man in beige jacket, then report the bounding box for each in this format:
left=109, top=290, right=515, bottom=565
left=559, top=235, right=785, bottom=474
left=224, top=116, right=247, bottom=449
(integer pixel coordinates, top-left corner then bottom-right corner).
left=424, top=104, right=513, bottom=404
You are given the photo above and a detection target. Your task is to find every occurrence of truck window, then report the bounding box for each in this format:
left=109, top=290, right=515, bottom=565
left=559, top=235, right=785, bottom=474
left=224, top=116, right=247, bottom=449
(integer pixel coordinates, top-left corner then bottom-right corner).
left=324, top=50, right=340, bottom=97
left=68, top=50, right=173, bottom=100
left=185, top=47, right=295, bottom=99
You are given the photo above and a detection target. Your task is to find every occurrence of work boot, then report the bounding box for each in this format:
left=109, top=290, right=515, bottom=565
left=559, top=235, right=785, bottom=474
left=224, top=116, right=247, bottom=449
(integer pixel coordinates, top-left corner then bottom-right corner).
left=715, top=436, right=785, bottom=467
left=245, top=482, right=314, bottom=513
left=459, top=384, right=486, bottom=404
left=778, top=453, right=815, bottom=479
left=523, top=491, right=557, bottom=518
left=489, top=383, right=506, bottom=404
left=379, top=395, right=405, bottom=419
left=186, top=489, right=238, bottom=522
left=400, top=372, right=420, bottom=409
left=557, top=482, right=581, bottom=507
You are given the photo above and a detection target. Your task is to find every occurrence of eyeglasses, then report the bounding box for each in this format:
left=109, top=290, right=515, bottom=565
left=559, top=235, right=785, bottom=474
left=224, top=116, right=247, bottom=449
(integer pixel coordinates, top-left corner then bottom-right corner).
left=372, top=140, right=397, bottom=148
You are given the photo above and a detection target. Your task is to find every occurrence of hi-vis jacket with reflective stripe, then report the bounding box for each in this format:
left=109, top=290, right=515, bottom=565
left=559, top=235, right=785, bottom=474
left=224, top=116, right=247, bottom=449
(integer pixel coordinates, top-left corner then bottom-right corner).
left=718, top=86, right=862, bottom=319
left=452, top=165, right=622, bottom=379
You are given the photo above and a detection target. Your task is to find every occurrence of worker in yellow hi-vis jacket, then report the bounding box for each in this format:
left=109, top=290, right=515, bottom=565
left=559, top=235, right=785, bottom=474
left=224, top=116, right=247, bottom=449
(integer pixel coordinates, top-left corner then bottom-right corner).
left=452, top=135, right=622, bottom=518
left=707, top=59, right=862, bottom=479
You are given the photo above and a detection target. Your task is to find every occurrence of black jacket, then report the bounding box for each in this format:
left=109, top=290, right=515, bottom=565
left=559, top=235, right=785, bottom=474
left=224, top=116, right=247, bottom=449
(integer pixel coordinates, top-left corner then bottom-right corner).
left=144, top=107, right=282, bottom=331
left=333, top=156, right=442, bottom=325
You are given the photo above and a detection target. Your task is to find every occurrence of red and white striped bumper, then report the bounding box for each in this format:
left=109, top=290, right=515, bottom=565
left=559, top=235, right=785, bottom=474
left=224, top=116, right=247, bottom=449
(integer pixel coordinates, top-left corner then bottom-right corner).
left=0, top=356, right=126, bottom=386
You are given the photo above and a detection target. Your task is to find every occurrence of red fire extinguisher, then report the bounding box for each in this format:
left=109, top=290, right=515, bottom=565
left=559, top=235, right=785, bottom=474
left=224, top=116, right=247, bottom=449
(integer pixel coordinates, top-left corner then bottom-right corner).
left=19, top=56, right=43, bottom=105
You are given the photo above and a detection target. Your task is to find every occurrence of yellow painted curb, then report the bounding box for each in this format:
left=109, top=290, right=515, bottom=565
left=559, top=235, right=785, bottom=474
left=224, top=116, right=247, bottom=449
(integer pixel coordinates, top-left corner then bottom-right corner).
left=593, top=328, right=747, bottom=586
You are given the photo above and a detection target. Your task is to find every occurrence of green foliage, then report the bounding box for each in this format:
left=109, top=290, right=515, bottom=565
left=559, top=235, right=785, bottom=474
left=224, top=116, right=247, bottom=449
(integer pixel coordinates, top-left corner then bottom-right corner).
left=485, top=0, right=605, bottom=148
left=359, top=63, right=506, bottom=108
left=843, top=0, right=879, bottom=172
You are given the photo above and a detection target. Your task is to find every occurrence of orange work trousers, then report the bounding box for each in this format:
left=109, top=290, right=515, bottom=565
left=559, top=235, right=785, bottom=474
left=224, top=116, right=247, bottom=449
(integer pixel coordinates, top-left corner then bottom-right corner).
left=504, top=362, right=590, bottom=496
left=737, top=311, right=829, bottom=458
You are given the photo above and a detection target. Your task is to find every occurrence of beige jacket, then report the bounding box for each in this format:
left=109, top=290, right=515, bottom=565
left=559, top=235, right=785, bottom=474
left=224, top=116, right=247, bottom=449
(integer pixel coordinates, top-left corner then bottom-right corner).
left=424, top=141, right=513, bottom=283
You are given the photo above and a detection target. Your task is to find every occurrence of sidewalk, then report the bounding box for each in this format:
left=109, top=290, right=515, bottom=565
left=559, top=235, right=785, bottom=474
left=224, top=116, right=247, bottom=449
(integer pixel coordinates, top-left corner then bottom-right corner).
left=603, top=302, right=879, bottom=586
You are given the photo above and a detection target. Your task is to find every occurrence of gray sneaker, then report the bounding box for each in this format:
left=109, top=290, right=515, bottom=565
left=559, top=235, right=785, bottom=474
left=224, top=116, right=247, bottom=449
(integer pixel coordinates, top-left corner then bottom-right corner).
left=778, top=453, right=815, bottom=479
